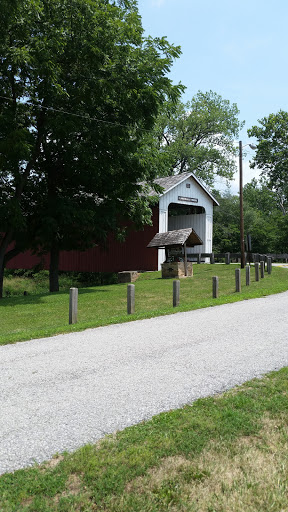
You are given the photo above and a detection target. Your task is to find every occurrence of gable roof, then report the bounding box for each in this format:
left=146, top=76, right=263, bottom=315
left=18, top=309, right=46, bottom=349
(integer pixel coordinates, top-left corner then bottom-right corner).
left=147, top=228, right=203, bottom=248
left=148, top=171, right=219, bottom=206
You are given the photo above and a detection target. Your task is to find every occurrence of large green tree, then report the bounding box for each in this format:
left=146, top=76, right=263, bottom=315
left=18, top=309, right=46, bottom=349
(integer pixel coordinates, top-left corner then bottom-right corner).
left=248, top=110, right=288, bottom=214
left=0, top=0, right=183, bottom=295
left=140, top=91, right=244, bottom=187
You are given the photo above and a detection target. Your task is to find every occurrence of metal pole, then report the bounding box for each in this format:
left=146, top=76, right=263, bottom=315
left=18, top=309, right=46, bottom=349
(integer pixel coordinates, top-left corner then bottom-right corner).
left=239, top=141, right=245, bottom=269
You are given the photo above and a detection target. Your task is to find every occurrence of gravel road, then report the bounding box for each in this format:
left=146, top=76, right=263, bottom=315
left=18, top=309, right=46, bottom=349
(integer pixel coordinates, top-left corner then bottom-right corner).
left=1, top=291, right=288, bottom=475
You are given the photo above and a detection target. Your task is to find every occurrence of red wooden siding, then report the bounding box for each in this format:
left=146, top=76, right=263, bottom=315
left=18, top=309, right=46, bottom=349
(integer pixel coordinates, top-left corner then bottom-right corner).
left=6, top=207, right=159, bottom=273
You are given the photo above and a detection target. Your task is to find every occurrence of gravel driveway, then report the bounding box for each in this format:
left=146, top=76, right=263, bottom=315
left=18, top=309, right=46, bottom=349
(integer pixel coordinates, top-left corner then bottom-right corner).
left=1, top=291, right=288, bottom=475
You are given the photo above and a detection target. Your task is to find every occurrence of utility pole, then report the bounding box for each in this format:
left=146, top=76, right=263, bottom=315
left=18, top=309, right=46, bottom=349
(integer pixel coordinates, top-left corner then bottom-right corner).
left=239, top=141, right=256, bottom=269
left=239, top=141, right=245, bottom=268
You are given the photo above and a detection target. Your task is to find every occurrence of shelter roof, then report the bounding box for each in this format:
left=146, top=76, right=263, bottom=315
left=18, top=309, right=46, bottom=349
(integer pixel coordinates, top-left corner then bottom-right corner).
left=146, top=171, right=219, bottom=206
left=147, top=228, right=203, bottom=249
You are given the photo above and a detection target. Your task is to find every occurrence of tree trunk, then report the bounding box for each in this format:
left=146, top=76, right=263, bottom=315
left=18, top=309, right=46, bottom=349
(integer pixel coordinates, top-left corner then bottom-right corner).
left=0, top=232, right=14, bottom=298
left=49, top=240, right=60, bottom=292
left=0, top=259, right=5, bottom=299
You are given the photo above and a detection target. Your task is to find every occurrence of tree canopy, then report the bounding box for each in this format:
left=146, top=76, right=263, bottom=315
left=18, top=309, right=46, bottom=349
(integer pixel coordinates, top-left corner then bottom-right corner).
left=248, top=110, right=288, bottom=214
left=139, top=90, right=244, bottom=187
left=0, top=0, right=183, bottom=294
left=213, top=179, right=288, bottom=255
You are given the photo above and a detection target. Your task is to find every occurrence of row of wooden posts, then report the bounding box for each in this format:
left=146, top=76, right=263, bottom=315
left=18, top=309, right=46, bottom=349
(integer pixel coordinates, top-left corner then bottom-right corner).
left=68, top=258, right=272, bottom=324
left=213, top=258, right=272, bottom=299
left=192, top=252, right=284, bottom=264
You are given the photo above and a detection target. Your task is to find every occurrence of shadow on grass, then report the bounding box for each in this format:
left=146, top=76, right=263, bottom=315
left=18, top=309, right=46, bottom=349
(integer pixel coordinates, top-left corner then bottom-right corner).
left=0, top=287, right=111, bottom=307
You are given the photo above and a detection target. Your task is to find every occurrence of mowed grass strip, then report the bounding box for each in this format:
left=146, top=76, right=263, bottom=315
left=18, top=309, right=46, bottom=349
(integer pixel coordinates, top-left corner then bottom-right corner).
left=1, top=368, right=288, bottom=511
left=1, top=265, right=288, bottom=345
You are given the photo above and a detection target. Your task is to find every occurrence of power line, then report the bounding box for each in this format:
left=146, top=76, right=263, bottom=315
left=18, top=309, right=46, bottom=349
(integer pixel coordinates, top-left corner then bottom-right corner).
left=0, top=94, right=154, bottom=133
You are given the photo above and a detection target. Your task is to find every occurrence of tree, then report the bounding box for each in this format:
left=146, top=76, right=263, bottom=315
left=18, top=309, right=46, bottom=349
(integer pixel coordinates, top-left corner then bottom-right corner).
left=248, top=111, right=288, bottom=214
left=212, top=180, right=286, bottom=255
left=243, top=178, right=288, bottom=253
left=0, top=0, right=183, bottom=295
left=140, top=91, right=244, bottom=187
left=212, top=190, right=241, bottom=253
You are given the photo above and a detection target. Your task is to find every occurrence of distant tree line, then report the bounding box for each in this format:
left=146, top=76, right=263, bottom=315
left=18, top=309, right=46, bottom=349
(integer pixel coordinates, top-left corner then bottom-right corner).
left=213, top=178, right=288, bottom=254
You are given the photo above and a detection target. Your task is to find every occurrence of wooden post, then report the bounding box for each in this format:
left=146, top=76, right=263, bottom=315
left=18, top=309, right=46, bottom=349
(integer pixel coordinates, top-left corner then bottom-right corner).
left=246, top=265, right=250, bottom=286
left=255, top=262, right=259, bottom=282
left=210, top=252, right=215, bottom=264
left=173, top=280, right=180, bottom=307
left=225, top=252, right=230, bottom=265
left=235, top=268, right=241, bottom=292
left=268, top=257, right=272, bottom=275
left=260, top=260, right=265, bottom=278
left=212, top=276, right=219, bottom=298
left=197, top=253, right=201, bottom=264
left=127, top=284, right=135, bottom=314
left=69, top=287, right=78, bottom=324
left=184, top=242, right=188, bottom=276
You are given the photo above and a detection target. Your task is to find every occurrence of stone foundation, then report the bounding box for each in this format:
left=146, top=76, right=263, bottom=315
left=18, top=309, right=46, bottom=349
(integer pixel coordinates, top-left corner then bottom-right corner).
left=118, top=271, right=140, bottom=283
left=161, top=261, right=193, bottom=278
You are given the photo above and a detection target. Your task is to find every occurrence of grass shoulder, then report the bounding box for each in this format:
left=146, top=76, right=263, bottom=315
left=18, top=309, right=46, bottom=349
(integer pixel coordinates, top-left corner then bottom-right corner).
left=1, top=367, right=288, bottom=511
left=0, top=265, right=288, bottom=346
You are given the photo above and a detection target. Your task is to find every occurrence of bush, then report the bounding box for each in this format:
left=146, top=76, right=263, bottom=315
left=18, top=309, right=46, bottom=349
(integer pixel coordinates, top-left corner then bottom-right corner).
left=2, top=269, right=118, bottom=296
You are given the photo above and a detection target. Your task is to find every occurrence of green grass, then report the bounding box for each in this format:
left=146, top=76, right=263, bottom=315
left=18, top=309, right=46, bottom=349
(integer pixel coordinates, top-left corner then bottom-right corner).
left=1, top=264, right=288, bottom=345
left=1, top=367, right=288, bottom=511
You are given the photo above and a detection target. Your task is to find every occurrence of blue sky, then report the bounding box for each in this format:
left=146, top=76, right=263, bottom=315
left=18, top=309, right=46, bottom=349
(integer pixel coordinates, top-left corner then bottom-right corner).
left=137, top=0, right=288, bottom=191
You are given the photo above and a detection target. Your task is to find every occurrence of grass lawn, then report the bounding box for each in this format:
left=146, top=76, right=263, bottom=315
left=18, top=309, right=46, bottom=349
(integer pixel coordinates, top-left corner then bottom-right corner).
left=1, top=367, right=288, bottom=511
left=1, top=264, right=288, bottom=345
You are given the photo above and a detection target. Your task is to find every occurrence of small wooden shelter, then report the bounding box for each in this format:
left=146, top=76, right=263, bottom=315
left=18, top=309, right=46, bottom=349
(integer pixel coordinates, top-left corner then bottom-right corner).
left=147, top=228, right=202, bottom=278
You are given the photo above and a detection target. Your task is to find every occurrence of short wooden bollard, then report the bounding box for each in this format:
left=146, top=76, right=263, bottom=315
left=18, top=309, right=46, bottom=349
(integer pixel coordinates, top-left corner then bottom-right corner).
left=127, top=284, right=135, bottom=314
left=255, top=262, right=259, bottom=281
left=235, top=268, right=241, bottom=292
left=69, top=287, right=78, bottom=324
left=212, top=276, right=219, bottom=298
left=246, top=265, right=250, bottom=286
left=260, top=261, right=265, bottom=278
left=268, top=257, right=272, bottom=275
left=225, top=252, right=230, bottom=265
left=173, top=280, right=180, bottom=307
left=210, top=252, right=215, bottom=264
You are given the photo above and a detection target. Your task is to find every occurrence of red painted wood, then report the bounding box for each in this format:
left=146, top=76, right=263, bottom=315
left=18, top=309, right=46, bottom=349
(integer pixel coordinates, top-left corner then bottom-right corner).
left=6, top=207, right=159, bottom=272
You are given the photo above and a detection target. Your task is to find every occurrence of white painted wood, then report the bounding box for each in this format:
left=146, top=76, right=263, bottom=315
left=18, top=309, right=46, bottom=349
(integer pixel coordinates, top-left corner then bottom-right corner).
left=206, top=215, right=213, bottom=253
left=168, top=214, right=206, bottom=254
left=159, top=177, right=213, bottom=215
left=158, top=210, right=168, bottom=269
